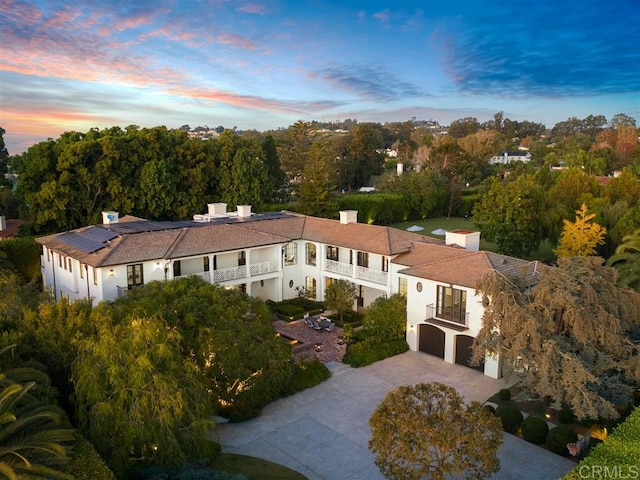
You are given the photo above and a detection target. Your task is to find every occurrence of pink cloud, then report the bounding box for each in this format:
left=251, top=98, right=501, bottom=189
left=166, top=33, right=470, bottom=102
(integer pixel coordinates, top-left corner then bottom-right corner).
left=236, top=3, right=268, bottom=15
left=215, top=33, right=257, bottom=50
left=373, top=10, right=390, bottom=22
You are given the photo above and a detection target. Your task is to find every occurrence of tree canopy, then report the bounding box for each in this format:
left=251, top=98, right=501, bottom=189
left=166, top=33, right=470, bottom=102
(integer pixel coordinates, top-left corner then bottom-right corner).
left=553, top=203, right=607, bottom=257
left=472, top=256, right=640, bottom=420
left=369, top=382, right=502, bottom=480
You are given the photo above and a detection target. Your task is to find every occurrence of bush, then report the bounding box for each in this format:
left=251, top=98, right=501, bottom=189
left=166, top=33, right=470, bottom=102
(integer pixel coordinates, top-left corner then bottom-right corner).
left=558, top=408, right=575, bottom=424
left=521, top=416, right=549, bottom=444
left=545, top=425, right=578, bottom=456
left=329, top=310, right=364, bottom=328
left=497, top=388, right=511, bottom=401
left=495, top=405, right=523, bottom=434
left=483, top=404, right=496, bottom=416
left=64, top=432, right=116, bottom=480
left=343, top=339, right=409, bottom=368
left=283, top=358, right=331, bottom=396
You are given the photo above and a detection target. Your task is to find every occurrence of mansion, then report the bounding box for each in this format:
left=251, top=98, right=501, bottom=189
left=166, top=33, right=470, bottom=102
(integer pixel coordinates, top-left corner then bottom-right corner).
left=36, top=203, right=539, bottom=379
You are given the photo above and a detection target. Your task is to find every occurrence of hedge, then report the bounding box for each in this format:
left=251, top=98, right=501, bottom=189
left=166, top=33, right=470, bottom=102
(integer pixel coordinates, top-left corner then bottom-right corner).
left=335, top=193, right=409, bottom=225
left=495, top=405, right=523, bottom=434
left=64, top=432, right=116, bottom=480
left=521, top=415, right=549, bottom=444
left=342, top=339, right=409, bottom=367
left=282, top=357, right=331, bottom=396
left=563, top=406, right=640, bottom=479
left=545, top=425, right=578, bottom=456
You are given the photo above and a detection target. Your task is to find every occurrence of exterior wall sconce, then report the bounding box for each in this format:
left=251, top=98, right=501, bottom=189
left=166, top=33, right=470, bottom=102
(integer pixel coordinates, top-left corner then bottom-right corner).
left=109, top=269, right=115, bottom=276
left=409, top=324, right=415, bottom=331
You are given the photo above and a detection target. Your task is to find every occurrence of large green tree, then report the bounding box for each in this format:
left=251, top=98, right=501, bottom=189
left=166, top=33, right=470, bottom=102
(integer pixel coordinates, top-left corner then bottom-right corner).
left=72, top=313, right=215, bottom=478
left=472, top=256, right=640, bottom=420
left=472, top=175, right=546, bottom=256
left=324, top=279, right=356, bottom=323
left=369, top=382, right=502, bottom=480
left=109, top=276, right=295, bottom=421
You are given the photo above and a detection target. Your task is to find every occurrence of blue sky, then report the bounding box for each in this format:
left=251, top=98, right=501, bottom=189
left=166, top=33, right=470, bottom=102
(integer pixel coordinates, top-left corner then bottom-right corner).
left=1, top=0, right=639, bottom=154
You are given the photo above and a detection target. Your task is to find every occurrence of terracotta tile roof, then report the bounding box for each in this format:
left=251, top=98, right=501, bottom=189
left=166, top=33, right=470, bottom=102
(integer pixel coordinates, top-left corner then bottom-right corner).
left=399, top=247, right=540, bottom=289
left=298, top=216, right=441, bottom=255
left=0, top=219, right=24, bottom=239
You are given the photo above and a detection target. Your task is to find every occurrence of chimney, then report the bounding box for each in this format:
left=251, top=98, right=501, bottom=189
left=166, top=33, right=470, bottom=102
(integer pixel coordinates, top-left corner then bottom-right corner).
left=339, top=210, right=358, bottom=225
left=0, top=216, right=6, bottom=231
left=207, top=203, right=227, bottom=216
left=102, top=211, right=119, bottom=224
left=445, top=229, right=480, bottom=251
left=237, top=205, right=252, bottom=218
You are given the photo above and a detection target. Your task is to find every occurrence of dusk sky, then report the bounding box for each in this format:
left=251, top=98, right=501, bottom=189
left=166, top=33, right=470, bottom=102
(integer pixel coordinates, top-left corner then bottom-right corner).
left=1, top=0, right=639, bottom=154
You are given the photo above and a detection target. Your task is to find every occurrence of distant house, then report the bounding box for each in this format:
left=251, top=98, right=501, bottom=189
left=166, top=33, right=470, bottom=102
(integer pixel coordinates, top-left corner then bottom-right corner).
left=489, top=151, right=532, bottom=165
left=0, top=216, right=23, bottom=240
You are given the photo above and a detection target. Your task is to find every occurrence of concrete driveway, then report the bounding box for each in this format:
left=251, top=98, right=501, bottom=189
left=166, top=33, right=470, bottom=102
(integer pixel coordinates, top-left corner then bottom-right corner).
left=216, top=351, right=576, bottom=480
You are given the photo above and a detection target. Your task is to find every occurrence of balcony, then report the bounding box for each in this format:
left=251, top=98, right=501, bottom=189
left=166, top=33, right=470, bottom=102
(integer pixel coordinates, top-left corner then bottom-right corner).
left=213, top=265, right=247, bottom=283
left=425, top=303, right=469, bottom=331
left=325, top=259, right=353, bottom=276
left=355, top=266, right=388, bottom=285
left=324, top=259, right=388, bottom=285
left=250, top=260, right=278, bottom=276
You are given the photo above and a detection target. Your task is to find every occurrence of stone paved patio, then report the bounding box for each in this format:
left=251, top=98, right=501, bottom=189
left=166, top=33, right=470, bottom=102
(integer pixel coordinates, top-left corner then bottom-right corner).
left=274, top=318, right=346, bottom=363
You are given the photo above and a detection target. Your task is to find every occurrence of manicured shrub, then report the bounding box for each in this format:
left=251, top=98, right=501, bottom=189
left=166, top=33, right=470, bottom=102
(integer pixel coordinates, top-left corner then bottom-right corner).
left=343, top=339, right=409, bottom=368
left=545, top=425, right=578, bottom=456
left=138, top=460, right=246, bottom=480
left=497, top=388, right=511, bottom=401
left=283, top=358, right=331, bottom=395
left=495, top=405, right=523, bottom=434
left=64, top=432, right=116, bottom=479
left=483, top=404, right=496, bottom=416
left=558, top=408, right=575, bottom=424
left=521, top=415, right=549, bottom=444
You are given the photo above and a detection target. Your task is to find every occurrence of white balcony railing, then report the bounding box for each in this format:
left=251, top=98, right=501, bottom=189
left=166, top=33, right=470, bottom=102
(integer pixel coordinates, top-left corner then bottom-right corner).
left=186, top=271, right=211, bottom=283
left=214, top=265, right=247, bottom=283
left=355, top=266, right=388, bottom=285
left=324, top=259, right=353, bottom=276
left=250, top=260, right=278, bottom=276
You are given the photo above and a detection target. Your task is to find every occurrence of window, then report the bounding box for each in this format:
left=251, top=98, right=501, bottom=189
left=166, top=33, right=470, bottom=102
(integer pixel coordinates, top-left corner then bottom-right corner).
left=203, top=256, right=210, bottom=272
left=213, top=255, right=217, bottom=270
left=68, top=259, right=72, bottom=273
left=93, top=267, right=98, bottom=286
left=47, top=249, right=50, bottom=262
left=284, top=243, right=297, bottom=266
left=326, top=246, right=339, bottom=261
left=238, top=250, right=246, bottom=266
left=349, top=250, right=353, bottom=265
left=127, top=264, right=144, bottom=290
left=357, top=251, right=369, bottom=268
left=382, top=256, right=388, bottom=272
left=436, top=285, right=467, bottom=325
left=80, top=263, right=84, bottom=279
left=173, top=260, right=181, bottom=277
left=398, top=277, right=407, bottom=296
left=305, top=276, right=317, bottom=299
left=416, top=282, right=423, bottom=292
left=59, top=255, right=62, bottom=268
left=305, top=242, right=316, bottom=266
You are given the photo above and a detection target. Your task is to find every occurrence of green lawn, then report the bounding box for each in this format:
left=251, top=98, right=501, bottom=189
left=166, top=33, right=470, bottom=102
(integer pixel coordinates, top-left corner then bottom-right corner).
left=391, top=217, right=555, bottom=263
left=211, top=453, right=308, bottom=480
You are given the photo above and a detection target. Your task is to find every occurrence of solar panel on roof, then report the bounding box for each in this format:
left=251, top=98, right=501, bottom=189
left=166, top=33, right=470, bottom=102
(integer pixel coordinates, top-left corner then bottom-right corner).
left=80, top=226, right=119, bottom=243
left=56, top=232, right=106, bottom=254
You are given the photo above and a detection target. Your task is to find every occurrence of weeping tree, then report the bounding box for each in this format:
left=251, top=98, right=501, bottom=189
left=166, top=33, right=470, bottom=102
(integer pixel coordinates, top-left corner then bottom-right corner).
left=472, top=256, right=640, bottom=420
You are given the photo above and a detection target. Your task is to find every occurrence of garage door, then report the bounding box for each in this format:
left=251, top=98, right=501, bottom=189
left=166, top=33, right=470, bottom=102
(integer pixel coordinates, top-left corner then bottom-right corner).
left=419, top=324, right=445, bottom=359
left=455, top=335, right=484, bottom=372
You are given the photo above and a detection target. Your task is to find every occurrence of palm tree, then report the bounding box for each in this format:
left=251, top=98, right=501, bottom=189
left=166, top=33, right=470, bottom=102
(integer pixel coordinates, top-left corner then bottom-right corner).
left=0, top=348, right=75, bottom=480
left=607, top=229, right=640, bottom=292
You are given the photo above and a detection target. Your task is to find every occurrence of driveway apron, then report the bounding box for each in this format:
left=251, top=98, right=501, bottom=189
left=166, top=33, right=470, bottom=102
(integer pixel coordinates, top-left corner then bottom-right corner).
left=215, top=351, right=576, bottom=480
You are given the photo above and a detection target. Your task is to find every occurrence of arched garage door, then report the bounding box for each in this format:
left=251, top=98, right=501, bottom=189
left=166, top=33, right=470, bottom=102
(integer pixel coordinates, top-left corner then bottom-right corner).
left=419, top=324, right=445, bottom=359
left=455, top=335, right=484, bottom=372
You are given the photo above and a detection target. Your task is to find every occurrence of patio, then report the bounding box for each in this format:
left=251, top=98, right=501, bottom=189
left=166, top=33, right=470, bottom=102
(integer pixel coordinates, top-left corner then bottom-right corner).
left=274, top=318, right=346, bottom=363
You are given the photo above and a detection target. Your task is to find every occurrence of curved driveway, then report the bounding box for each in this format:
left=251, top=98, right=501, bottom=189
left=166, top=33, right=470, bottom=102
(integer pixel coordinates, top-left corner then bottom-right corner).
left=216, top=351, right=575, bottom=480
